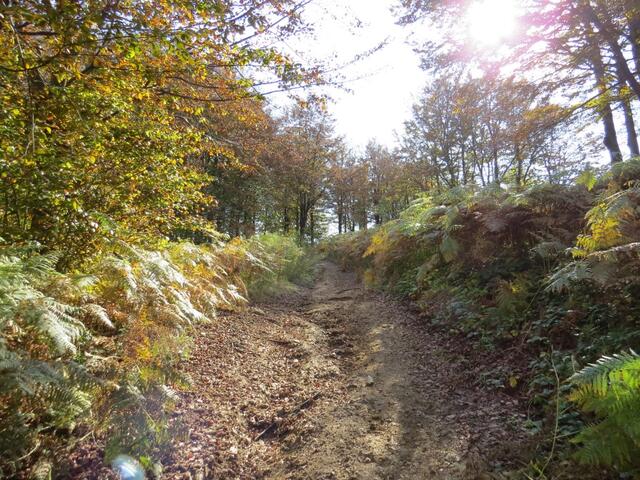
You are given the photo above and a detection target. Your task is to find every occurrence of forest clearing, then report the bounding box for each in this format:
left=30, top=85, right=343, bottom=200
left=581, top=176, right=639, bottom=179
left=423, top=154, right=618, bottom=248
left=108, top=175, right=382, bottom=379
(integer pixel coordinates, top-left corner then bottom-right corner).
left=2, top=0, right=640, bottom=479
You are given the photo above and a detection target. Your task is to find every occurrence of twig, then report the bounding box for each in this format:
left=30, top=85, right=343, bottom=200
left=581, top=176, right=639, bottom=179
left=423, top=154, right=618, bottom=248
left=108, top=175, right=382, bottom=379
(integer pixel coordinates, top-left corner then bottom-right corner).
left=334, top=288, right=359, bottom=295
left=254, top=392, right=321, bottom=441
left=290, top=393, right=321, bottom=415
left=538, top=350, right=560, bottom=478
left=269, top=338, right=301, bottom=347
left=13, top=440, right=40, bottom=463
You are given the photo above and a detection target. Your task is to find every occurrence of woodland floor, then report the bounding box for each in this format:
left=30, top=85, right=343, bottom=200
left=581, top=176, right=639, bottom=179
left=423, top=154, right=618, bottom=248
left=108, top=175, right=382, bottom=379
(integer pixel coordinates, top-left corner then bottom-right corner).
left=69, top=262, right=528, bottom=479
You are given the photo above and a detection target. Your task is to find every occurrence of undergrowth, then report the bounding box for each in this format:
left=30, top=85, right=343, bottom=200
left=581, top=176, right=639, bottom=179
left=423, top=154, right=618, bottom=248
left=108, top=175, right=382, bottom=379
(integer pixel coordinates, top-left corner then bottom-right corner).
left=323, top=159, right=640, bottom=479
left=232, top=233, right=320, bottom=301
left=0, top=233, right=316, bottom=478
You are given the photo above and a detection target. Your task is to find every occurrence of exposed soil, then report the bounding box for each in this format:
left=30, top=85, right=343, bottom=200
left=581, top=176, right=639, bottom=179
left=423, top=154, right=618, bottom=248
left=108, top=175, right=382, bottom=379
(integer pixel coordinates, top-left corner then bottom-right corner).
left=67, top=262, right=526, bottom=479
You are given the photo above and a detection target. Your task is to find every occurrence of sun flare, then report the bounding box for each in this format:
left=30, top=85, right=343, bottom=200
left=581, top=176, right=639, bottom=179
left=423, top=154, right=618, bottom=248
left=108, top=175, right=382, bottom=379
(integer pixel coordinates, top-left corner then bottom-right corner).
left=466, top=0, right=520, bottom=47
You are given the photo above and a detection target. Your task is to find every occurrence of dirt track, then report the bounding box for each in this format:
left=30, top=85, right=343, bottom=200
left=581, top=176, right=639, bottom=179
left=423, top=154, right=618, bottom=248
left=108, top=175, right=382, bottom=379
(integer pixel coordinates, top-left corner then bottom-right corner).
left=70, top=262, right=523, bottom=479
left=261, top=262, right=521, bottom=480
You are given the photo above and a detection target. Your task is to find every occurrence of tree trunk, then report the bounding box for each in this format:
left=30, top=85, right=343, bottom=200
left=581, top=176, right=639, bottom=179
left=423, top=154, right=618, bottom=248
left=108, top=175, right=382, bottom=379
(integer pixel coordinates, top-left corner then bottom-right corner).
left=310, top=209, right=315, bottom=245
left=283, top=207, right=290, bottom=233
left=461, top=142, right=468, bottom=185
left=601, top=106, right=624, bottom=164
left=514, top=143, right=523, bottom=187
left=298, top=192, right=308, bottom=242
left=586, top=34, right=623, bottom=163
left=629, top=10, right=640, bottom=77
left=621, top=96, right=640, bottom=157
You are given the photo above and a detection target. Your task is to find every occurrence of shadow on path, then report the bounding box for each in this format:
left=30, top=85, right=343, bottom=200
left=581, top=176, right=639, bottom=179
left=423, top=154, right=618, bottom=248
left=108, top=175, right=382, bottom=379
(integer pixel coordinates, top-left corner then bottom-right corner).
left=266, top=261, right=519, bottom=480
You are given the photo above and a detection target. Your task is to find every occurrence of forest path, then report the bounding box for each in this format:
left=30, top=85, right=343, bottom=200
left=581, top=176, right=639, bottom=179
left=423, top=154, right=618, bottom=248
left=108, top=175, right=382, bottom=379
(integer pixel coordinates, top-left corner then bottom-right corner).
left=265, top=261, right=471, bottom=479
left=118, top=261, right=522, bottom=480
left=261, top=262, right=518, bottom=480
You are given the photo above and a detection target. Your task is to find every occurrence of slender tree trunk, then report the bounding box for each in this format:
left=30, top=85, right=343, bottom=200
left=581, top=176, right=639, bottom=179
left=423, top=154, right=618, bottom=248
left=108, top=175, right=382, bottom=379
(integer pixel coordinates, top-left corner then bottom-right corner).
left=298, top=192, right=309, bottom=242
left=621, top=96, right=640, bottom=157
left=470, top=134, right=486, bottom=186
left=587, top=36, right=623, bottom=163
left=460, top=143, right=468, bottom=185
left=611, top=48, right=640, bottom=102
left=600, top=103, right=624, bottom=164
left=283, top=207, right=290, bottom=233
left=629, top=12, right=640, bottom=77
left=310, top=210, right=315, bottom=245
left=444, top=149, right=457, bottom=186
left=514, top=143, right=523, bottom=188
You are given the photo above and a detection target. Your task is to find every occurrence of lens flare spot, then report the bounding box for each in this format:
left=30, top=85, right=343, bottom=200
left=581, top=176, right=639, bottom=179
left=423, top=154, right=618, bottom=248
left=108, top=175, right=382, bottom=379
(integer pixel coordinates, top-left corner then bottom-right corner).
left=111, top=455, right=145, bottom=480
left=466, top=0, right=520, bottom=47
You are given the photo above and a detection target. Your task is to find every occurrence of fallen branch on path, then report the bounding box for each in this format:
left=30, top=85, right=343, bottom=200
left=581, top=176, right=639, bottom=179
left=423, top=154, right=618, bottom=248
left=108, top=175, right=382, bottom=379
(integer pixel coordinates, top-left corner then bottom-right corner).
left=254, top=392, right=321, bottom=442
left=326, top=295, right=355, bottom=302
left=269, top=338, right=302, bottom=347
left=334, top=288, right=359, bottom=295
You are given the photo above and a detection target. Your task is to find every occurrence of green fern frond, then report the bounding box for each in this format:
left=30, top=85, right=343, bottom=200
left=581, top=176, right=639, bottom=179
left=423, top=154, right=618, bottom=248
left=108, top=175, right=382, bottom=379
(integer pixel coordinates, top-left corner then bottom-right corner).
left=571, top=350, right=640, bottom=387
left=546, top=261, right=592, bottom=292
left=570, top=350, right=640, bottom=469
left=23, top=298, right=86, bottom=355
left=0, top=236, right=309, bottom=469
left=531, top=240, right=567, bottom=260
left=82, top=304, right=115, bottom=330
left=21, top=251, right=62, bottom=280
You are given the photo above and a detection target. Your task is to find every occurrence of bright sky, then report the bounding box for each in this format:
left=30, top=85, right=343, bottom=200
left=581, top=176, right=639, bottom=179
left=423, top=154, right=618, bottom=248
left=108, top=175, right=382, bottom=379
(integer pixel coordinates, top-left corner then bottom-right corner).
left=266, top=0, right=615, bottom=165
left=272, top=0, right=530, bottom=151
left=273, top=0, right=429, bottom=151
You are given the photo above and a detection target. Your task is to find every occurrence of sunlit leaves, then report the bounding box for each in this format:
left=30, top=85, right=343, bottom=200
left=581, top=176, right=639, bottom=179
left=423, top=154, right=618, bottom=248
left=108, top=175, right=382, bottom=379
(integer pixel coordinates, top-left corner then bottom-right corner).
left=0, top=0, right=317, bottom=263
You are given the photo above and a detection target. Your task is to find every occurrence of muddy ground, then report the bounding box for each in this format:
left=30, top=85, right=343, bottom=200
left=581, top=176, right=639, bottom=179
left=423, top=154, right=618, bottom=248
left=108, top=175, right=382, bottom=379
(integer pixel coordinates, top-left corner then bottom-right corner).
left=69, top=262, right=527, bottom=479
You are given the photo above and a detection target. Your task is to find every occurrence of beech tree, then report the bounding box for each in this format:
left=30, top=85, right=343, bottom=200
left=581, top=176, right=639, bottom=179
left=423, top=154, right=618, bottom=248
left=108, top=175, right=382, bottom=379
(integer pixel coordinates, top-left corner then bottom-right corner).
left=400, top=75, right=572, bottom=189
left=397, top=0, right=640, bottom=164
left=276, top=102, right=338, bottom=243
left=0, top=0, right=318, bottom=260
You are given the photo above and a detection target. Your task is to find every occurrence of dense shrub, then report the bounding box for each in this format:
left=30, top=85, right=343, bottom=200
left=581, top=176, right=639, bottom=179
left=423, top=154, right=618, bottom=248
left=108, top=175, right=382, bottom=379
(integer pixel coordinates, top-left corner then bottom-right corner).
left=322, top=229, right=374, bottom=275
left=226, top=233, right=320, bottom=300
left=323, top=160, right=640, bottom=477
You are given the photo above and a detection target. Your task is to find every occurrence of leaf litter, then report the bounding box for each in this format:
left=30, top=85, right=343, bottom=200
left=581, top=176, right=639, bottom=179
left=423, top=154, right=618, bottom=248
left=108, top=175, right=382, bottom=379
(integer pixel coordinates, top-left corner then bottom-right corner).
left=67, top=262, right=527, bottom=479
